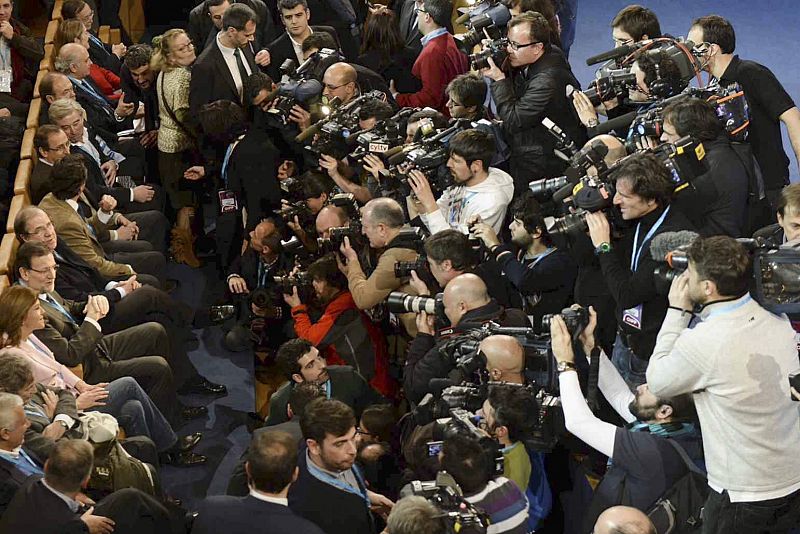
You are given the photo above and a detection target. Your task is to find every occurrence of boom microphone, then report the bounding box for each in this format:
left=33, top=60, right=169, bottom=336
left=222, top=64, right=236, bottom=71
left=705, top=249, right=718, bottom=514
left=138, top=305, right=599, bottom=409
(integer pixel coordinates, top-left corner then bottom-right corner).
left=586, top=44, right=636, bottom=66
left=650, top=231, right=699, bottom=261
left=594, top=110, right=638, bottom=135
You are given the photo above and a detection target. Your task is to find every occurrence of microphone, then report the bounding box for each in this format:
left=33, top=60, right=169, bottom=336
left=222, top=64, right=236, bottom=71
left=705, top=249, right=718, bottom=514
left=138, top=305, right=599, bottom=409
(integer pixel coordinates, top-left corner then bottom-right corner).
left=594, top=110, right=638, bottom=135
left=650, top=231, right=699, bottom=261
left=294, top=122, right=322, bottom=143
left=586, top=44, right=636, bottom=66
left=542, top=117, right=577, bottom=158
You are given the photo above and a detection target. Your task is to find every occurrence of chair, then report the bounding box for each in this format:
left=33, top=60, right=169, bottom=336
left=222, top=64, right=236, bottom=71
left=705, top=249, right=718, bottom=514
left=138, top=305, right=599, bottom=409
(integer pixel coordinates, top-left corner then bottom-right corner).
left=110, top=28, right=122, bottom=45
left=52, top=0, right=64, bottom=20
left=98, top=25, right=110, bottom=44
left=39, top=44, right=54, bottom=72
left=0, top=234, right=18, bottom=276
left=44, top=20, right=59, bottom=45
left=33, top=70, right=48, bottom=100
left=14, top=159, right=32, bottom=197
left=20, top=128, right=35, bottom=161
left=26, top=98, right=41, bottom=130
left=6, top=195, right=28, bottom=234
left=0, top=275, right=9, bottom=296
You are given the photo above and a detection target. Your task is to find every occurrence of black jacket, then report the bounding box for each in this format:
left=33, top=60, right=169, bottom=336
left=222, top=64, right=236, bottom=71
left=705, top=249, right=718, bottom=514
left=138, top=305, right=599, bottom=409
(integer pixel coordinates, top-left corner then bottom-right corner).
left=72, top=77, right=133, bottom=137
left=264, top=26, right=339, bottom=82
left=397, top=0, right=423, bottom=55
left=598, top=205, right=694, bottom=359
left=54, top=239, right=123, bottom=304
left=189, top=41, right=258, bottom=116
left=288, top=445, right=376, bottom=534
left=70, top=143, right=132, bottom=211
left=188, top=0, right=277, bottom=55
left=193, top=495, right=325, bottom=534
left=119, top=67, right=159, bottom=133
left=355, top=47, right=421, bottom=94
left=88, top=32, right=122, bottom=74
left=490, top=48, right=586, bottom=189
left=672, top=136, right=750, bottom=237
left=404, top=300, right=530, bottom=404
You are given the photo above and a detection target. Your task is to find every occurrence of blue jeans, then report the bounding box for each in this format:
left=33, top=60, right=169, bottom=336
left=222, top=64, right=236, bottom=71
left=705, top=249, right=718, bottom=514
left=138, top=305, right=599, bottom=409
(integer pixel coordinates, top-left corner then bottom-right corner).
left=611, top=334, right=648, bottom=387
left=93, top=377, right=177, bottom=452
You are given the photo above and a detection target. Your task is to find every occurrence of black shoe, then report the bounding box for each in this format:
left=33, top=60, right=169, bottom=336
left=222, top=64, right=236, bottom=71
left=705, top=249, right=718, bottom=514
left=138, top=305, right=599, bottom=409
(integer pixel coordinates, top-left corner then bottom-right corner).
left=161, top=451, right=207, bottom=467
left=174, top=432, right=202, bottom=453
left=179, top=377, right=227, bottom=396
left=181, top=405, right=208, bottom=420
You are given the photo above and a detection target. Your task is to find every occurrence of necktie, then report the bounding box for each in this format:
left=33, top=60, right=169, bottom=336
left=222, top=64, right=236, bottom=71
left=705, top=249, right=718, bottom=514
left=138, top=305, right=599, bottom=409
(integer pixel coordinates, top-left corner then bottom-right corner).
left=80, top=79, right=108, bottom=105
left=232, top=48, right=250, bottom=101
left=45, top=295, right=78, bottom=324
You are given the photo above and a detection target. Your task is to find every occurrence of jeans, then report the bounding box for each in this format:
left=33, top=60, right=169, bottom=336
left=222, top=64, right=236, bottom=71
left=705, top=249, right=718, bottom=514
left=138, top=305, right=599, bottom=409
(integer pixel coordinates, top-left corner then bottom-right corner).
left=94, top=377, right=177, bottom=452
left=611, top=334, right=648, bottom=387
left=702, top=487, right=800, bottom=534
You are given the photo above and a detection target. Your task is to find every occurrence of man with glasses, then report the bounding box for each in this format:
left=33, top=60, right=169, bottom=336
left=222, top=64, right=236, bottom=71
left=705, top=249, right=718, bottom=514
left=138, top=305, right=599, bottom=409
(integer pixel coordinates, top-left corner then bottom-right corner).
left=610, top=5, right=661, bottom=49
left=62, top=0, right=125, bottom=74
left=31, top=125, right=72, bottom=204
left=393, top=0, right=467, bottom=115
left=481, top=11, right=585, bottom=194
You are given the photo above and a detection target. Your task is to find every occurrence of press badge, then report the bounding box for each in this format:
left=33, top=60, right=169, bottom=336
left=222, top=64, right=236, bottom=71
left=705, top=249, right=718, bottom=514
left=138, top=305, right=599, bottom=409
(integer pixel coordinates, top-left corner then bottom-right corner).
left=622, top=304, right=643, bottom=330
left=0, top=69, right=11, bottom=94
left=218, top=189, right=238, bottom=214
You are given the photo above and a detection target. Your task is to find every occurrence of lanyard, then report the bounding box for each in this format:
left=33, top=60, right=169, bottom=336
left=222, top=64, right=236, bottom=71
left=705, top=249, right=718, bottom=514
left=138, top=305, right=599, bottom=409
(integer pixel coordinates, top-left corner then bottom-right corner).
left=0, top=38, right=10, bottom=71
left=221, top=136, right=244, bottom=188
left=44, top=295, right=77, bottom=324
left=306, top=452, right=370, bottom=506
left=703, top=294, right=752, bottom=320
left=631, top=206, right=670, bottom=271
left=527, top=247, right=556, bottom=268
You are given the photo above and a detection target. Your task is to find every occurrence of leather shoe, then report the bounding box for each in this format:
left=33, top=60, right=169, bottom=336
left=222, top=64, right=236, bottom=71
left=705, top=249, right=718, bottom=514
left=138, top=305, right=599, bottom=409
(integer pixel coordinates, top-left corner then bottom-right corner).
left=181, top=405, right=208, bottom=420
left=161, top=451, right=207, bottom=467
left=179, top=377, right=228, bottom=396
left=176, top=432, right=202, bottom=453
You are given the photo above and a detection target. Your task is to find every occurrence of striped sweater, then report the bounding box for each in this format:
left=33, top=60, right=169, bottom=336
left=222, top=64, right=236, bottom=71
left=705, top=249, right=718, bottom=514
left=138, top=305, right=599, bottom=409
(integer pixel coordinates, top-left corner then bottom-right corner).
left=465, top=477, right=530, bottom=534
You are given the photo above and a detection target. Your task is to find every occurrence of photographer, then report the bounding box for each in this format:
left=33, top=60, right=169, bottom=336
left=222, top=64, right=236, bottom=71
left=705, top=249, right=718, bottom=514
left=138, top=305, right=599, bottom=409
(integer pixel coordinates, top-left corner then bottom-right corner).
left=337, top=198, right=420, bottom=334
left=647, top=236, right=800, bottom=534
left=383, top=496, right=444, bottom=534
left=481, top=11, right=586, bottom=192
left=550, top=307, right=703, bottom=533
left=585, top=153, right=694, bottom=386
left=408, top=129, right=514, bottom=235
left=471, top=192, right=577, bottom=331
left=316, top=204, right=351, bottom=239
left=284, top=170, right=336, bottom=249
left=661, top=97, right=750, bottom=237
left=284, top=255, right=395, bottom=398
left=225, top=219, right=295, bottom=351
left=439, top=434, right=530, bottom=534
left=754, top=183, right=800, bottom=244
left=403, top=274, right=529, bottom=404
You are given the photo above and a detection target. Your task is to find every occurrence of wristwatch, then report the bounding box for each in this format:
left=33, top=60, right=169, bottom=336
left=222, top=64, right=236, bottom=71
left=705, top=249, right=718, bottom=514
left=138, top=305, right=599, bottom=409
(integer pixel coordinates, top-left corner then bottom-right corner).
left=594, top=242, right=612, bottom=255
left=57, top=420, right=69, bottom=430
left=557, top=361, right=577, bottom=373
left=586, top=117, right=599, bottom=128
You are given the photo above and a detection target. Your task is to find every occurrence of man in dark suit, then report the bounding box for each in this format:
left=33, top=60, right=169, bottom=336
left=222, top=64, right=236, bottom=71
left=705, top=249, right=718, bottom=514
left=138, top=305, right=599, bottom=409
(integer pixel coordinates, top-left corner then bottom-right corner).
left=264, top=0, right=340, bottom=82
left=62, top=0, right=124, bottom=74
left=15, top=242, right=207, bottom=427
left=0, top=440, right=174, bottom=534
left=0, top=392, right=42, bottom=516
left=266, top=339, right=383, bottom=426
left=14, top=207, right=226, bottom=397
left=189, top=3, right=260, bottom=116
left=397, top=0, right=423, bottom=55
left=189, top=0, right=277, bottom=55
left=194, top=431, right=325, bottom=534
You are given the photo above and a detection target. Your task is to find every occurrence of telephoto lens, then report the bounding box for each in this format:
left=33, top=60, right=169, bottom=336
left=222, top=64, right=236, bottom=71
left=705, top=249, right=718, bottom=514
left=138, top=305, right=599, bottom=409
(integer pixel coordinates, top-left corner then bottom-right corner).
left=386, top=292, right=439, bottom=314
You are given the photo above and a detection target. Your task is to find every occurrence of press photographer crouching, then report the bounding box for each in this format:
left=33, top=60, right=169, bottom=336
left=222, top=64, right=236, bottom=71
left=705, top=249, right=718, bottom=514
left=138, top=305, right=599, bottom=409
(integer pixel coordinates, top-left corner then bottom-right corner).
left=661, top=97, right=751, bottom=237
left=222, top=219, right=296, bottom=354
left=646, top=236, right=800, bottom=534
left=471, top=192, right=577, bottom=331
left=549, top=307, right=703, bottom=533
left=585, top=152, right=694, bottom=386
left=284, top=255, right=396, bottom=398
left=402, top=274, right=529, bottom=404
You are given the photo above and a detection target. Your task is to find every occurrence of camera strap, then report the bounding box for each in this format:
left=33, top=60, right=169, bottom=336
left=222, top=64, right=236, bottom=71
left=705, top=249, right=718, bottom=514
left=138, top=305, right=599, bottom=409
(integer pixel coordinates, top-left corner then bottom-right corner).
left=631, top=206, right=671, bottom=271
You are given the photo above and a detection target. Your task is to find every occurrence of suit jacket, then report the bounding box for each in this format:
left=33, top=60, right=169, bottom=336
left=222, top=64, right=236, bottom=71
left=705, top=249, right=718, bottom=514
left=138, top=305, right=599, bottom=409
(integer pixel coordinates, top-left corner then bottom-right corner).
left=189, top=40, right=258, bottom=116
left=69, top=139, right=133, bottom=210
left=0, top=477, right=87, bottom=534
left=0, top=456, right=37, bottom=517
left=23, top=384, right=81, bottom=463
left=188, top=0, right=276, bottom=54
left=72, top=77, right=133, bottom=137
left=30, top=160, right=53, bottom=205
left=119, top=67, right=159, bottom=132
left=54, top=239, right=123, bottom=304
left=39, top=192, right=133, bottom=281
left=89, top=32, right=123, bottom=74
left=397, top=0, right=423, bottom=55
left=265, top=365, right=383, bottom=426
left=226, top=420, right=303, bottom=496
left=193, top=495, right=325, bottom=534
left=264, top=26, right=339, bottom=82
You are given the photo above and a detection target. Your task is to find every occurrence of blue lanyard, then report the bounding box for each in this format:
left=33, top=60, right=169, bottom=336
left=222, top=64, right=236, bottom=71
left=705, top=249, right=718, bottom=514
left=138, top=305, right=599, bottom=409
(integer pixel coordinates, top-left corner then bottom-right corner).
left=703, top=294, right=752, bottom=320
left=631, top=206, right=670, bottom=271
left=306, top=455, right=370, bottom=505
left=45, top=295, right=77, bottom=324
left=528, top=247, right=556, bottom=268
left=80, top=79, right=107, bottom=105
left=221, top=136, right=244, bottom=188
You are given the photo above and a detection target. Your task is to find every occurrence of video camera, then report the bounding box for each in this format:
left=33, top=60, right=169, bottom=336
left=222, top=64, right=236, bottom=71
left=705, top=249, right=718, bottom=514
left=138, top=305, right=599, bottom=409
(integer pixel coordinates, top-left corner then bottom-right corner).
left=456, top=0, right=511, bottom=52
left=403, top=471, right=491, bottom=534
left=348, top=107, right=417, bottom=163
left=583, top=67, right=637, bottom=107
left=529, top=137, right=611, bottom=204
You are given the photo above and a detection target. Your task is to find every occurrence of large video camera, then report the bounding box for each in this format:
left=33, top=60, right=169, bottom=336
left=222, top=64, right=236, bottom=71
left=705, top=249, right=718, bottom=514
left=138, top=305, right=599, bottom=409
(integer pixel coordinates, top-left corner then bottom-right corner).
left=583, top=67, right=638, bottom=107
left=348, top=107, right=417, bottom=163
left=403, top=471, right=491, bottom=534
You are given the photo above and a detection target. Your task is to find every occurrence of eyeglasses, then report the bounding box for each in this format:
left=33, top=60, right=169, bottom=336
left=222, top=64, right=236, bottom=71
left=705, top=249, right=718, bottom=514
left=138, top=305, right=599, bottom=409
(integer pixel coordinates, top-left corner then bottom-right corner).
left=613, top=37, right=634, bottom=47
left=507, top=40, right=541, bottom=51
left=175, top=41, right=194, bottom=54
left=26, top=221, right=54, bottom=237
left=27, top=264, right=59, bottom=275
left=414, top=6, right=427, bottom=14
left=46, top=142, right=70, bottom=153
left=447, top=99, right=463, bottom=108
left=356, top=427, right=379, bottom=438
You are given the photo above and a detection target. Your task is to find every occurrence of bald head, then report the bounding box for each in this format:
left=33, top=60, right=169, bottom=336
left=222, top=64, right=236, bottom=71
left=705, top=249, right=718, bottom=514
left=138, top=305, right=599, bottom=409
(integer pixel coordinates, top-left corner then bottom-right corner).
left=442, top=274, right=490, bottom=326
left=593, top=506, right=656, bottom=534
left=327, top=62, right=357, bottom=85
left=55, top=43, right=89, bottom=78
left=479, top=335, right=525, bottom=382
left=316, top=205, right=349, bottom=238
left=591, top=135, right=627, bottom=168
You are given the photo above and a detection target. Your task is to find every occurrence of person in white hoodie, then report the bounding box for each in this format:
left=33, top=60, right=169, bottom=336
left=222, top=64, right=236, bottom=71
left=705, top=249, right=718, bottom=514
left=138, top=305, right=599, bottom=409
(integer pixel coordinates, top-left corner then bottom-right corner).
left=407, top=129, right=515, bottom=235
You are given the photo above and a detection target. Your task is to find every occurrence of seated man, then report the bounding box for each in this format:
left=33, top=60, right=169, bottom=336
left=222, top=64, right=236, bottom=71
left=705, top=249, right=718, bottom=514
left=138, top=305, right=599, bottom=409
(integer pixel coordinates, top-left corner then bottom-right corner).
left=14, top=206, right=225, bottom=396
left=0, top=392, right=40, bottom=515
left=288, top=399, right=394, bottom=534
left=37, top=72, right=77, bottom=125
left=284, top=255, right=394, bottom=398
left=266, top=339, right=383, bottom=426
left=15, top=241, right=207, bottom=427
left=62, top=0, right=125, bottom=73
left=194, top=431, right=324, bottom=534
left=0, top=440, right=174, bottom=534
left=409, top=129, right=514, bottom=235
left=404, top=274, right=529, bottom=404
left=0, top=0, right=43, bottom=108
left=31, top=125, right=72, bottom=204
left=40, top=155, right=166, bottom=288
left=439, top=434, right=530, bottom=534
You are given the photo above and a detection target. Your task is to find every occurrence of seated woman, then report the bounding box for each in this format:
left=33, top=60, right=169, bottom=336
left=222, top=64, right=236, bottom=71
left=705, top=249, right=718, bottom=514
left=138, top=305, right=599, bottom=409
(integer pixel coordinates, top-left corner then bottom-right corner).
left=54, top=19, right=122, bottom=101
left=283, top=255, right=396, bottom=399
left=0, top=286, right=204, bottom=467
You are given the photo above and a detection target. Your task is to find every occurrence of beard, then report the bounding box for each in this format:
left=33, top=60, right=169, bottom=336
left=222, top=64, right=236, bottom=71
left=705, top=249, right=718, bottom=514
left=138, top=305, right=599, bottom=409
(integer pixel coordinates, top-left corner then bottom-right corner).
left=628, top=397, right=658, bottom=422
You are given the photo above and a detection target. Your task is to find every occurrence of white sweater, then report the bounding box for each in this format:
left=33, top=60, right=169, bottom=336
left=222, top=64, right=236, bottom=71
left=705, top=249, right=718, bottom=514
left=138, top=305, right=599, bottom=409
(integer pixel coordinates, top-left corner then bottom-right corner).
left=647, top=294, right=800, bottom=501
left=419, top=167, right=515, bottom=235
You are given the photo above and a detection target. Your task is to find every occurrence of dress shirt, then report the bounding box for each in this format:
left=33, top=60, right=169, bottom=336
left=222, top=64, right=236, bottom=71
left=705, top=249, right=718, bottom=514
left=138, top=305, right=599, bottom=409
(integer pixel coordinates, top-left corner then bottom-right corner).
left=305, top=449, right=360, bottom=492
left=420, top=27, right=448, bottom=47
left=216, top=32, right=252, bottom=99
left=249, top=489, right=289, bottom=506
left=38, top=292, right=102, bottom=333
left=41, top=478, right=81, bottom=512
left=0, top=448, right=43, bottom=476
left=288, top=28, right=314, bottom=65
left=65, top=197, right=121, bottom=243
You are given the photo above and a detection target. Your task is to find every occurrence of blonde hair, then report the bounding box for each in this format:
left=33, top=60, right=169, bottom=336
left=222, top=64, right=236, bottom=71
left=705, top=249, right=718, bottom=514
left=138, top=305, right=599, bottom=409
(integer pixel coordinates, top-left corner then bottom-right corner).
left=150, top=29, right=189, bottom=74
left=54, top=19, right=86, bottom=55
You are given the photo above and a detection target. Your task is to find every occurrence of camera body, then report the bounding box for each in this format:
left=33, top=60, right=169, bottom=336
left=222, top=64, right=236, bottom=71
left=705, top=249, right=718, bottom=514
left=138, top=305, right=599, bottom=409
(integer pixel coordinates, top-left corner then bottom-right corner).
left=317, top=221, right=364, bottom=255
left=541, top=306, right=590, bottom=342
left=273, top=271, right=314, bottom=302
left=584, top=68, right=637, bottom=107
left=470, top=37, right=508, bottom=71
